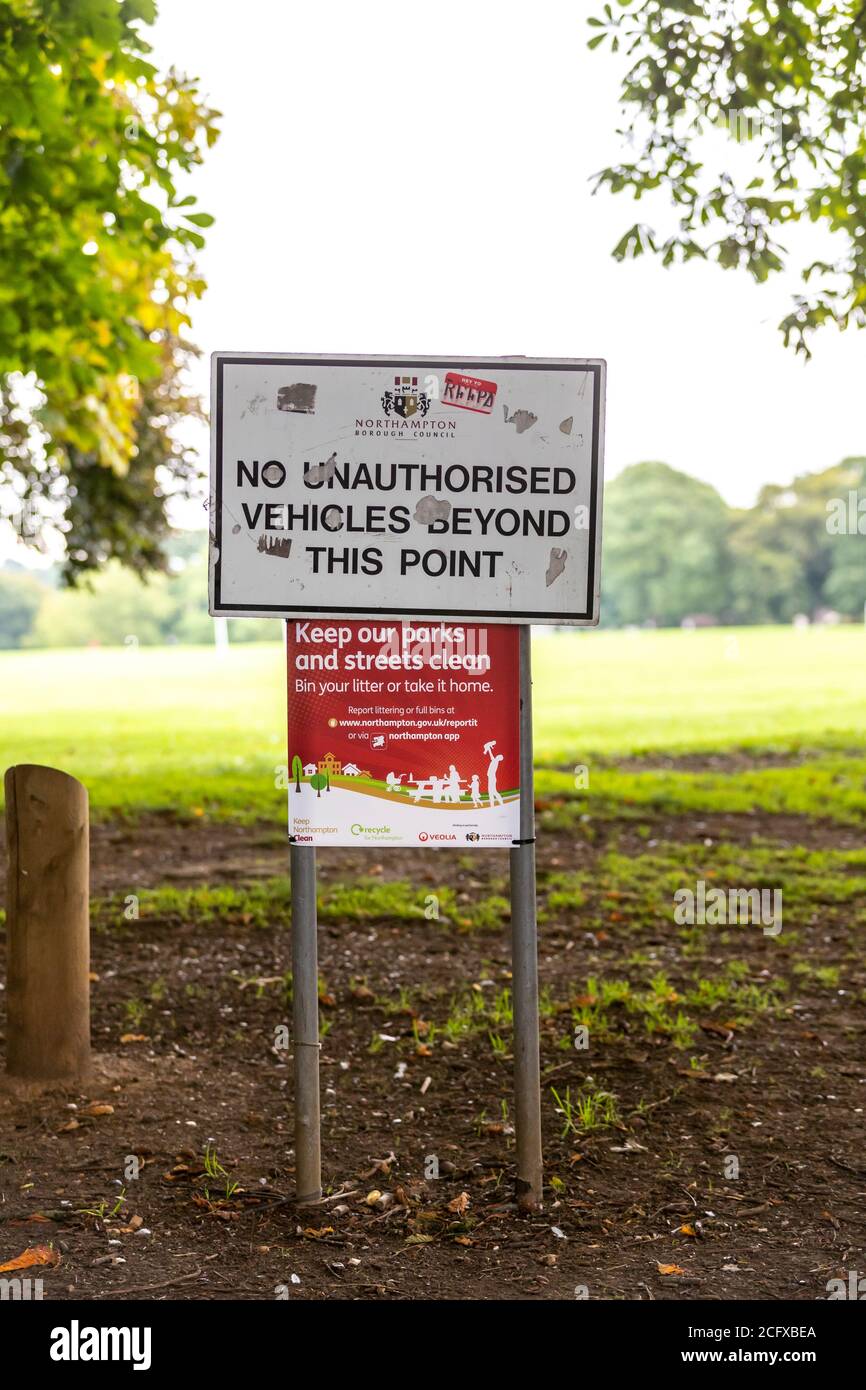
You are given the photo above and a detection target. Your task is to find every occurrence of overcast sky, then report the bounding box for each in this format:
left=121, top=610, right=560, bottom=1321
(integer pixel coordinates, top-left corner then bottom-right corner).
left=147, top=0, right=864, bottom=512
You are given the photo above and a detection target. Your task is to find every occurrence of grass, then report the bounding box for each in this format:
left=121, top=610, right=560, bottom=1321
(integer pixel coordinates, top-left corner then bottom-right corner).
left=534, top=758, right=866, bottom=827
left=0, top=625, right=865, bottom=820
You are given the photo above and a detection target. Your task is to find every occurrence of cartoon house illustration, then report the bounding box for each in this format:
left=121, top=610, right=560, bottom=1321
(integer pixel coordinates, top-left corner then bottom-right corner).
left=342, top=762, right=362, bottom=777
left=318, top=752, right=342, bottom=775
left=302, top=762, right=317, bottom=776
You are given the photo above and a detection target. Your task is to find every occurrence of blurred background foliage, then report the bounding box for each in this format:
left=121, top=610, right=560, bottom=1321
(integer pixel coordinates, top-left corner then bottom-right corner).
left=0, top=0, right=218, bottom=581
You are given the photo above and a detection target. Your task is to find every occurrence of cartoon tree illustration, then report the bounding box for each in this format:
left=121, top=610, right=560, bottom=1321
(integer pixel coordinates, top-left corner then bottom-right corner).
left=291, top=755, right=303, bottom=792
left=325, top=772, right=331, bottom=793
left=310, top=773, right=327, bottom=798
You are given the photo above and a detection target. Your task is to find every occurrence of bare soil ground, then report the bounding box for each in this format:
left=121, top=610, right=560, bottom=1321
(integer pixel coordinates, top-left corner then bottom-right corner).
left=1, top=794, right=865, bottom=1302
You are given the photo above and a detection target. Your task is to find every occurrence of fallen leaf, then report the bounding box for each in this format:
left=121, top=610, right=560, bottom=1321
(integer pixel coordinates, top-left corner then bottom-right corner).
left=678, top=1224, right=697, bottom=1237
left=0, top=1245, right=59, bottom=1273
left=657, top=1262, right=686, bottom=1276
left=301, top=1226, right=334, bottom=1239
left=447, top=1192, right=470, bottom=1215
left=699, top=1019, right=737, bottom=1038
left=119, top=1034, right=149, bottom=1045
left=82, top=1103, right=114, bottom=1117
left=58, top=1119, right=80, bottom=1133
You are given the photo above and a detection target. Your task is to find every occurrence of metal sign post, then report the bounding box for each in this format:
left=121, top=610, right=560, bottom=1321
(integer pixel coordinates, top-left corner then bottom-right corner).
left=510, top=624, right=543, bottom=1209
left=290, top=840, right=322, bottom=1203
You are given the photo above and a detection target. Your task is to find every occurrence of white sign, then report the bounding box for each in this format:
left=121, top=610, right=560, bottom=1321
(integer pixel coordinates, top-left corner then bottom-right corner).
left=209, top=353, right=605, bottom=624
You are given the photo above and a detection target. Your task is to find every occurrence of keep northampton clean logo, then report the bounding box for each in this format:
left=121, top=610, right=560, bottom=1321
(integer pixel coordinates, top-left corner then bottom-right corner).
left=49, top=1320, right=152, bottom=1371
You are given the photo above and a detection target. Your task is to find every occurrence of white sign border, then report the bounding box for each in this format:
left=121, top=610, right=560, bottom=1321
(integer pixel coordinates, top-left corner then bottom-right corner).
left=209, top=352, right=606, bottom=625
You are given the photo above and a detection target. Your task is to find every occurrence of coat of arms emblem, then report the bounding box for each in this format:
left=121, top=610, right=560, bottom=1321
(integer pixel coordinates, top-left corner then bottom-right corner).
left=381, top=375, right=430, bottom=419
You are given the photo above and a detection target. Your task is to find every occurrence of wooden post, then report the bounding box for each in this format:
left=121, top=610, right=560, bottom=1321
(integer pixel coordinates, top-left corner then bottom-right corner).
left=5, top=765, right=90, bottom=1080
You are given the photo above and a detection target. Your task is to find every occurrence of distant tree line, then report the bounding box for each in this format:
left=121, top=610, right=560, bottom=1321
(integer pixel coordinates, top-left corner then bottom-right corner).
left=601, top=458, right=866, bottom=629
left=1, top=457, right=865, bottom=647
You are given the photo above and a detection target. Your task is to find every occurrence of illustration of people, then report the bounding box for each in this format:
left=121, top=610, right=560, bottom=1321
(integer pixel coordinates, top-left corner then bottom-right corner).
left=430, top=775, right=445, bottom=803
left=486, top=746, right=504, bottom=807
left=445, top=764, right=462, bottom=802
left=469, top=773, right=482, bottom=808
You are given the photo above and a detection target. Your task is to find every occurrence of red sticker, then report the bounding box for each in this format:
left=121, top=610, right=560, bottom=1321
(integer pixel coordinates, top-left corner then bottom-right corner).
left=442, top=372, right=498, bottom=415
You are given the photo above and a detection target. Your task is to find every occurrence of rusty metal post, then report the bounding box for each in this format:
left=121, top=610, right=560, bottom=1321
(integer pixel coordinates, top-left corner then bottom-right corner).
left=5, top=764, right=90, bottom=1079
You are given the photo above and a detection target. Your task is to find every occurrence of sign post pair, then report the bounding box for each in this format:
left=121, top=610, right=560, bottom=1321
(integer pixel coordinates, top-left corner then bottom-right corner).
left=210, top=353, right=606, bottom=1208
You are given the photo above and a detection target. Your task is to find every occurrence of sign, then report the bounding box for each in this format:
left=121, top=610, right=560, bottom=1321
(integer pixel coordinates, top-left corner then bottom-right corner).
left=209, top=353, right=605, bottom=624
left=286, top=619, right=520, bottom=847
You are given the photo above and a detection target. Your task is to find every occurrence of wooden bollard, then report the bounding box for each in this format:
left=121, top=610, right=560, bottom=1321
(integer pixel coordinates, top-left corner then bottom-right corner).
left=4, top=765, right=90, bottom=1079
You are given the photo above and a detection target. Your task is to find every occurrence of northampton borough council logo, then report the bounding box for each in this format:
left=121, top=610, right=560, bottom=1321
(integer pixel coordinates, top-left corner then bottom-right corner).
left=382, top=375, right=430, bottom=419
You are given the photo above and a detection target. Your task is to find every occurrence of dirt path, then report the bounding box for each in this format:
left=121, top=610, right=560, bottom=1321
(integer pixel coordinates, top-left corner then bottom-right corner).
left=1, top=811, right=864, bottom=1301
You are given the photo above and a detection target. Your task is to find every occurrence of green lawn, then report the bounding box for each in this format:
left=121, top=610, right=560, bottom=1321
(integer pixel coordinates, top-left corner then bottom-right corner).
left=0, top=625, right=864, bottom=821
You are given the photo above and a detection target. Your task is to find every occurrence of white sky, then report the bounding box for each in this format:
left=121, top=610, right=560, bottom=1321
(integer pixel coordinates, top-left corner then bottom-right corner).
left=4, top=0, right=864, bottom=571
left=147, top=0, right=864, bottom=512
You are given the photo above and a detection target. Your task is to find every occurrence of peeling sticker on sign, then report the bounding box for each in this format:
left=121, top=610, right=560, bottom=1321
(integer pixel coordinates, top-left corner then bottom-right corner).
left=277, top=383, right=317, bottom=414
left=546, top=547, right=567, bottom=587
left=258, top=535, right=293, bottom=559
left=413, top=496, right=452, bottom=526
left=503, top=406, right=538, bottom=434
left=559, top=416, right=573, bottom=435
left=303, top=452, right=337, bottom=486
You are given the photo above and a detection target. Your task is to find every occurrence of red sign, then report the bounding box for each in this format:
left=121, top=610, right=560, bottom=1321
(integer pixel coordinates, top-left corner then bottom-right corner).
left=286, top=620, right=520, bottom=846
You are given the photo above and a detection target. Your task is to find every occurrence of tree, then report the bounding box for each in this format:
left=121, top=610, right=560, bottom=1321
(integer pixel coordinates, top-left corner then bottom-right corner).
left=727, top=506, right=810, bottom=624
left=291, top=756, right=303, bottom=792
left=730, top=460, right=865, bottom=621
left=589, top=1, right=866, bottom=354
left=822, top=457, right=866, bottom=615
left=0, top=568, right=45, bottom=647
left=602, top=462, right=731, bottom=625
left=0, top=0, right=218, bottom=577
left=310, top=773, right=327, bottom=798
